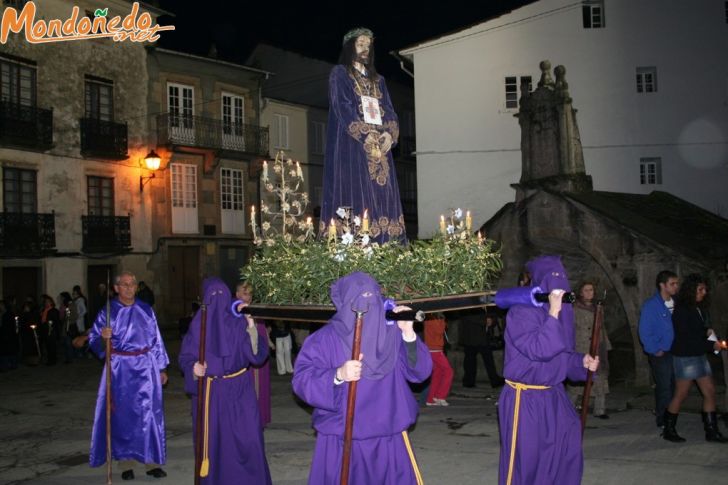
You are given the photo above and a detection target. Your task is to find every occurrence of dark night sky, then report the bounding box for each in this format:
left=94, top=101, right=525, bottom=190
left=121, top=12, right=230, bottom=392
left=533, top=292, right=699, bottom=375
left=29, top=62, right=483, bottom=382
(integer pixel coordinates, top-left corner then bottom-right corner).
left=155, top=0, right=534, bottom=83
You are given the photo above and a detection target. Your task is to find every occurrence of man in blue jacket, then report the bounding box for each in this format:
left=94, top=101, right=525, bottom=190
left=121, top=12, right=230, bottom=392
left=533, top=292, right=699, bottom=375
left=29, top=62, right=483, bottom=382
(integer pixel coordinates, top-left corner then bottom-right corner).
left=638, top=270, right=679, bottom=430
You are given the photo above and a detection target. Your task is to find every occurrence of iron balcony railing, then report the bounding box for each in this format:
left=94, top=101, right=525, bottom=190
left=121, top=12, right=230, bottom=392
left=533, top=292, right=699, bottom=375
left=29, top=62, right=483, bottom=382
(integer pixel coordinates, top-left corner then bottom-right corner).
left=82, top=215, right=131, bottom=252
left=80, top=118, right=128, bottom=159
left=0, top=212, right=56, bottom=255
left=157, top=113, right=269, bottom=156
left=0, top=101, right=53, bottom=151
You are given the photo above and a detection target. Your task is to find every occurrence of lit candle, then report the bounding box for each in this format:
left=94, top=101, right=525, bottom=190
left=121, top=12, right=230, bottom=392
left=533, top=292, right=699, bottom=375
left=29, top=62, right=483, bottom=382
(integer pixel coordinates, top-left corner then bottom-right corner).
left=466, top=210, right=472, bottom=231
left=296, top=161, right=303, bottom=181
left=439, top=215, right=446, bottom=235
left=250, top=205, right=257, bottom=232
left=306, top=216, right=312, bottom=228
left=477, top=231, right=483, bottom=244
left=362, top=209, right=369, bottom=232
left=262, top=160, right=268, bottom=182
left=328, top=218, right=337, bottom=240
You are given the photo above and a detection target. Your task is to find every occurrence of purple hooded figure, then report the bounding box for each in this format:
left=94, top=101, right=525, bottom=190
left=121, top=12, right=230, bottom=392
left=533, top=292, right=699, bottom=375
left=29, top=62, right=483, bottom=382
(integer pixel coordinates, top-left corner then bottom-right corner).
left=292, top=272, right=432, bottom=485
left=179, top=277, right=271, bottom=485
left=497, top=256, right=596, bottom=485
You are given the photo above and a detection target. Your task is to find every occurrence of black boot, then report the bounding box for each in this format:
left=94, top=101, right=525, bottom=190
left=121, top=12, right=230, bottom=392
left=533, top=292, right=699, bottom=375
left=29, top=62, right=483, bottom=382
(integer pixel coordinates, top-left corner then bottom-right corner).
left=662, top=410, right=686, bottom=442
left=702, top=411, right=728, bottom=443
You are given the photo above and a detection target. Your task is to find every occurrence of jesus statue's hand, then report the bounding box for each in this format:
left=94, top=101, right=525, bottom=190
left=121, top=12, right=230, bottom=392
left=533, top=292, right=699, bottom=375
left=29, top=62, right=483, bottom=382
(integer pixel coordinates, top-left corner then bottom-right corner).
left=379, top=131, right=393, bottom=154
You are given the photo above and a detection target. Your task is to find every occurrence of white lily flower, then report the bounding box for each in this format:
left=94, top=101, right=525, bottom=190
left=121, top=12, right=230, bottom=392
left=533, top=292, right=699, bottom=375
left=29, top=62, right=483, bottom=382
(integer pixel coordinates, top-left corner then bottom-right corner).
left=361, top=234, right=370, bottom=246
left=454, top=208, right=463, bottom=219
left=353, top=216, right=361, bottom=226
left=342, top=232, right=354, bottom=245
left=336, top=207, right=347, bottom=218
left=447, top=224, right=455, bottom=234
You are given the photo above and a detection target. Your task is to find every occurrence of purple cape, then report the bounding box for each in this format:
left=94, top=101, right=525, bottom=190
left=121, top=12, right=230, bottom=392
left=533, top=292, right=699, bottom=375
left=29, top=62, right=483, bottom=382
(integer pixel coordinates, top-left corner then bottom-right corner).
left=292, top=273, right=432, bottom=484
left=178, top=278, right=271, bottom=485
left=88, top=299, right=169, bottom=467
left=497, top=255, right=587, bottom=485
left=321, top=65, right=406, bottom=244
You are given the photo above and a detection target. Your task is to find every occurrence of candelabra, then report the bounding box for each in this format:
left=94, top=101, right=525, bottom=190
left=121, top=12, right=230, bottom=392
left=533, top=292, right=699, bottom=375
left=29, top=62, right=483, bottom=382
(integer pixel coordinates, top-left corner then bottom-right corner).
left=251, top=150, right=314, bottom=245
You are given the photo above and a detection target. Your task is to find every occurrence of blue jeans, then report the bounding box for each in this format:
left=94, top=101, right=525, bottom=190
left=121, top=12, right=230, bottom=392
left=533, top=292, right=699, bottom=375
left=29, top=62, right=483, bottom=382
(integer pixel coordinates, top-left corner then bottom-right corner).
left=648, top=352, right=675, bottom=427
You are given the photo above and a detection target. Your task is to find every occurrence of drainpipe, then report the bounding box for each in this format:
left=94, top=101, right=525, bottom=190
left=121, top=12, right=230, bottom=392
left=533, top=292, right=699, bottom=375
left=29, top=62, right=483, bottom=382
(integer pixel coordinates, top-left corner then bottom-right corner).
left=389, top=50, right=414, bottom=79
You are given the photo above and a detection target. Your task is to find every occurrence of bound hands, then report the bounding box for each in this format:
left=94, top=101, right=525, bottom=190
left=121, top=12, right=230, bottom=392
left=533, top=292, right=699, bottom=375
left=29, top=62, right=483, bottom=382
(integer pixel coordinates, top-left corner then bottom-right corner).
left=548, top=289, right=565, bottom=318
left=337, top=353, right=364, bottom=382
left=393, top=305, right=416, bottom=340
left=235, top=302, right=256, bottom=329
left=379, top=131, right=393, bottom=154
left=583, top=354, right=599, bottom=372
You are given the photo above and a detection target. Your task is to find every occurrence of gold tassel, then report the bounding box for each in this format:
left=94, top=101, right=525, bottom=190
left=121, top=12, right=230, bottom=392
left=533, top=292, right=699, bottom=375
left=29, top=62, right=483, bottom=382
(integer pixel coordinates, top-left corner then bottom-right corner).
left=200, top=458, right=209, bottom=477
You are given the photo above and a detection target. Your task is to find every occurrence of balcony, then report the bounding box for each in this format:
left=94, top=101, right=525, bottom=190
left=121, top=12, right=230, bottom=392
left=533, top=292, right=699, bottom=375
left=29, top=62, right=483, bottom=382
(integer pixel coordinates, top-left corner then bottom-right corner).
left=80, top=118, right=128, bottom=159
left=82, top=215, right=131, bottom=253
left=0, top=101, right=53, bottom=151
left=0, top=212, right=56, bottom=256
left=157, top=113, right=269, bottom=157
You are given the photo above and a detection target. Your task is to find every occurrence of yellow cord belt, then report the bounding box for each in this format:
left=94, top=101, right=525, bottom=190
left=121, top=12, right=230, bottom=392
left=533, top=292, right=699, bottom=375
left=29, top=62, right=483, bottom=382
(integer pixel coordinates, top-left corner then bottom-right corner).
left=505, top=379, right=551, bottom=485
left=401, top=431, right=425, bottom=485
left=200, top=367, right=248, bottom=477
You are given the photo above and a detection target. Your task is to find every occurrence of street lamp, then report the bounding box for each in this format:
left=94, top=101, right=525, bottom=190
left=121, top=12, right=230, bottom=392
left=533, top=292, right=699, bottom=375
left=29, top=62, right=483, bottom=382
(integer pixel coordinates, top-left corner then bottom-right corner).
left=140, top=150, right=161, bottom=192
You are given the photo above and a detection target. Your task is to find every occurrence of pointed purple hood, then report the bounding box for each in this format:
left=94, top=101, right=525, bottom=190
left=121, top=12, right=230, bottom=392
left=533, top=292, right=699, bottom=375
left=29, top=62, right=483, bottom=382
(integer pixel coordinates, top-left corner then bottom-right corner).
left=329, top=272, right=397, bottom=380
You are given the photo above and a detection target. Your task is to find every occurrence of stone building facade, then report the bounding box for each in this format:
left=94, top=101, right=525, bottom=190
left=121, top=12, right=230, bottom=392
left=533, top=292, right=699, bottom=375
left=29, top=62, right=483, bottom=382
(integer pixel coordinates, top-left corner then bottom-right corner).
left=0, top=0, right=166, bottom=319
left=484, top=62, right=728, bottom=386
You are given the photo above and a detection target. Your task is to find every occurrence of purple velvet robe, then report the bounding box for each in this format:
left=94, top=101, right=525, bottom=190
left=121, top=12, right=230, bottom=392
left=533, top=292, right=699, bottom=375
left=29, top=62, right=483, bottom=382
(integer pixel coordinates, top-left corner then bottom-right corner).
left=179, top=279, right=271, bottom=485
left=497, top=256, right=587, bottom=485
left=88, top=299, right=169, bottom=467
left=321, top=64, right=406, bottom=244
left=292, top=273, right=432, bottom=485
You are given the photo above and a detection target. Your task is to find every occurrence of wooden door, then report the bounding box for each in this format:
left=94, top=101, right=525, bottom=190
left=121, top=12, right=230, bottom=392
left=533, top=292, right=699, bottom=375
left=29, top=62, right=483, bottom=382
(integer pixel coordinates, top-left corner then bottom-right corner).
left=168, top=246, right=200, bottom=320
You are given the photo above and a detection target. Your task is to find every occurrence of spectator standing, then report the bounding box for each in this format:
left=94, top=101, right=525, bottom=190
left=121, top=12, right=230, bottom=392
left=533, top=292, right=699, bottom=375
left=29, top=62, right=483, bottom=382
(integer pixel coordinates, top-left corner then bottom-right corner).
left=270, top=321, right=293, bottom=375
left=460, top=309, right=505, bottom=388
left=39, top=294, right=61, bottom=366
left=570, top=281, right=612, bottom=419
left=638, top=270, right=679, bottom=430
left=236, top=281, right=273, bottom=428
left=424, top=314, right=453, bottom=406
left=663, top=273, right=727, bottom=443
left=0, top=298, right=19, bottom=371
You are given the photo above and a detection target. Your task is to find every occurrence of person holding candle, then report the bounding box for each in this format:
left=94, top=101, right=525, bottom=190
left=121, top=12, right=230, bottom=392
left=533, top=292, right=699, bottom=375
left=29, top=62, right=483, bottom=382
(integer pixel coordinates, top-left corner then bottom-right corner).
left=663, top=273, right=728, bottom=443
left=320, top=28, right=407, bottom=244
left=498, top=255, right=598, bottom=485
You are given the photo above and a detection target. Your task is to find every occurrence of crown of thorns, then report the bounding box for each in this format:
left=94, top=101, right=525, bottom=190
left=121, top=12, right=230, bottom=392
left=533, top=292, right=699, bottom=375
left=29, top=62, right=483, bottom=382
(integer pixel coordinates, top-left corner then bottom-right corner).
left=343, top=27, right=374, bottom=45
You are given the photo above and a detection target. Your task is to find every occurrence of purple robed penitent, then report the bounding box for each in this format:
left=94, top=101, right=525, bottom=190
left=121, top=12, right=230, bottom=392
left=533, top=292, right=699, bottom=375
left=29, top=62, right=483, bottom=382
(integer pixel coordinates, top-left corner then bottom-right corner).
left=178, top=278, right=271, bottom=485
left=292, top=272, right=432, bottom=485
left=321, top=65, right=406, bottom=243
left=88, top=299, right=169, bottom=467
left=498, top=256, right=587, bottom=485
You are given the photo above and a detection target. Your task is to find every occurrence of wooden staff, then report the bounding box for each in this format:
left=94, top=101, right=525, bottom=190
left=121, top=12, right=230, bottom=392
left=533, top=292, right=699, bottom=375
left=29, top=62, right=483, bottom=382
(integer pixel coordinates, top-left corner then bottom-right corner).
left=340, top=306, right=367, bottom=485
left=194, top=304, right=208, bottom=485
left=580, top=296, right=605, bottom=435
left=105, top=271, right=112, bottom=485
